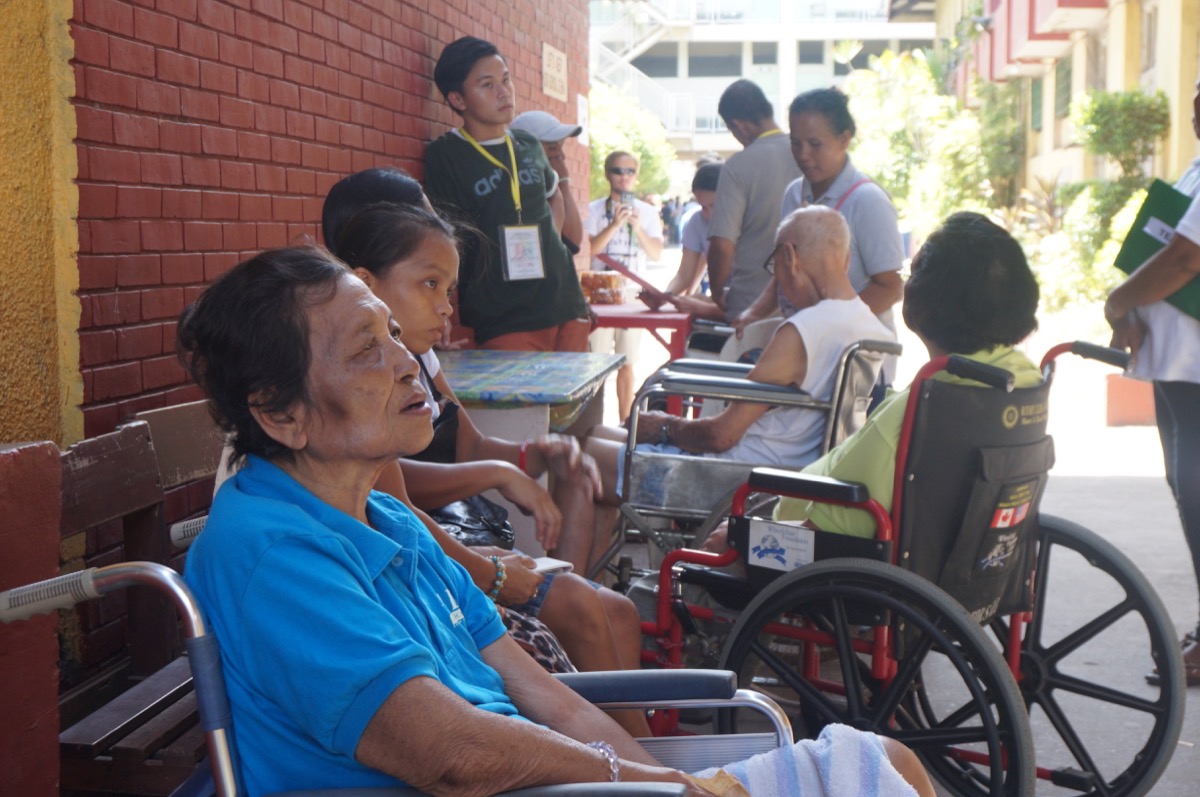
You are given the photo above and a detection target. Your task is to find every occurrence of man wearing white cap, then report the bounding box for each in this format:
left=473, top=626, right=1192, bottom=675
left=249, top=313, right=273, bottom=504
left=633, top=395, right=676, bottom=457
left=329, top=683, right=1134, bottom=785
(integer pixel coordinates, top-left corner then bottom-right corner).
left=511, top=110, right=585, bottom=252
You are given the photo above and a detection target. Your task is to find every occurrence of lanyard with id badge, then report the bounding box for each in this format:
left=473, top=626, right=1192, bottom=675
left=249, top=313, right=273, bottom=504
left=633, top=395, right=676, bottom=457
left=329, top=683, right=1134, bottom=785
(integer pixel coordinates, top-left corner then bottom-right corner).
left=460, top=129, right=544, bottom=281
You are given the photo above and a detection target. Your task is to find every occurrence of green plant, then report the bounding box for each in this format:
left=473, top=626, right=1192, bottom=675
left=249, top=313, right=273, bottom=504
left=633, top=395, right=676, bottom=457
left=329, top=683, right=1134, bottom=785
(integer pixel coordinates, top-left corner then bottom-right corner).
left=1016, top=175, right=1062, bottom=234
left=844, top=50, right=955, bottom=212
left=831, top=40, right=864, bottom=67
left=1060, top=180, right=1137, bottom=268
left=586, top=82, right=675, bottom=199
left=976, top=80, right=1024, bottom=208
left=1070, top=89, right=1170, bottom=182
left=1024, top=180, right=1138, bottom=309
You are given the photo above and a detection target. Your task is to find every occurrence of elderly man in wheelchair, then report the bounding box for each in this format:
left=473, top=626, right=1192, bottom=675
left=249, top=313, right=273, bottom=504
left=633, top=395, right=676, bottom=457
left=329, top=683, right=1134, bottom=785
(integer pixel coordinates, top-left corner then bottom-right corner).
left=584, top=206, right=899, bottom=567
left=85, top=246, right=928, bottom=796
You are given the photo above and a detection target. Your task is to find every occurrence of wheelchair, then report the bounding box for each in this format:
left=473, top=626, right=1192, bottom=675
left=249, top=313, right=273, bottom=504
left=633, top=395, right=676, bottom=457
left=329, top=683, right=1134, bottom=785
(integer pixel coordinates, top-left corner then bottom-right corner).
left=608, top=337, right=901, bottom=574
left=627, top=342, right=1185, bottom=797
left=0, top=560, right=797, bottom=797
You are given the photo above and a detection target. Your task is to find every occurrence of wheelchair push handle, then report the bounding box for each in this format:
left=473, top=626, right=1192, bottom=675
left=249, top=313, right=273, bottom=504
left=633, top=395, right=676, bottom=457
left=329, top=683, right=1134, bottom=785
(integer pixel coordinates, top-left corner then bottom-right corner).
left=856, top=339, right=904, bottom=357
left=0, top=569, right=101, bottom=622
left=1040, top=341, right=1131, bottom=371
left=945, top=355, right=1015, bottom=391
left=1071, top=341, right=1130, bottom=368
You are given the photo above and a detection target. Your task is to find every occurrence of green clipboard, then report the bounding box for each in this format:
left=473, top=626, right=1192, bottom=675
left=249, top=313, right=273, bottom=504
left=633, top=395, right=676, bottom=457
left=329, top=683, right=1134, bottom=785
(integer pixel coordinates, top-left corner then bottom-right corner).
left=1113, top=178, right=1200, bottom=319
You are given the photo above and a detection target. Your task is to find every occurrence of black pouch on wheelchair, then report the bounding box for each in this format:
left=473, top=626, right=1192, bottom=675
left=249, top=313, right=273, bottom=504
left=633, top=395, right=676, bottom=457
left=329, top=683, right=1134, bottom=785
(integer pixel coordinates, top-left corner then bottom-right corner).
left=427, top=495, right=516, bottom=550
left=935, top=437, right=1055, bottom=622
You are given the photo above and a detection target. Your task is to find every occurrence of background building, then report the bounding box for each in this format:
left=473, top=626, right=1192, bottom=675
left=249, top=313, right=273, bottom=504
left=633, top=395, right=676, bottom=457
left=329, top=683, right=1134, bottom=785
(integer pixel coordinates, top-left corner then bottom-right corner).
left=590, top=0, right=935, bottom=162
left=939, top=0, right=1199, bottom=187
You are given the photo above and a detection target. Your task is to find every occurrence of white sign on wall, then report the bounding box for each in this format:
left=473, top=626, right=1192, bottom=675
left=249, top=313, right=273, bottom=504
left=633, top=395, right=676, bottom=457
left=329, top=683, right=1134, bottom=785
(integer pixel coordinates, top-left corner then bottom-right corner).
left=542, top=43, right=568, bottom=102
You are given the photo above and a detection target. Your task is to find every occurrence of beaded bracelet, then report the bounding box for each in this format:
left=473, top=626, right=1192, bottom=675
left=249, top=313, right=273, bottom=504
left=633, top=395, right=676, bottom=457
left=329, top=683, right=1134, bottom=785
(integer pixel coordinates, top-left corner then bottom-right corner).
left=486, top=556, right=507, bottom=601
left=587, top=740, right=620, bottom=783
left=518, top=441, right=530, bottom=474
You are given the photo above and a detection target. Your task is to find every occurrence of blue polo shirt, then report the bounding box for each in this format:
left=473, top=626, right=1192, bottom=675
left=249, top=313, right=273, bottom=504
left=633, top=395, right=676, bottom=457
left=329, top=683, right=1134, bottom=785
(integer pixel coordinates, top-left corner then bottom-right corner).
left=185, top=455, right=514, bottom=796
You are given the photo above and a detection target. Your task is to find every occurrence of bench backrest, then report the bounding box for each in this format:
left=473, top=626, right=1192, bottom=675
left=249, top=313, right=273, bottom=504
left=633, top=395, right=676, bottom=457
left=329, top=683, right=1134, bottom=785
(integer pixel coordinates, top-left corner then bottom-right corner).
left=60, top=422, right=172, bottom=678
left=131, top=400, right=225, bottom=491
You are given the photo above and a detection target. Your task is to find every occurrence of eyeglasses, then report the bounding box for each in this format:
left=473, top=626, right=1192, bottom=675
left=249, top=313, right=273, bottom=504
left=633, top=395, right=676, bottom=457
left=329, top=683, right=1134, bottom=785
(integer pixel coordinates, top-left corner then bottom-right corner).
left=762, top=254, right=776, bottom=275
left=608, top=167, right=637, bottom=176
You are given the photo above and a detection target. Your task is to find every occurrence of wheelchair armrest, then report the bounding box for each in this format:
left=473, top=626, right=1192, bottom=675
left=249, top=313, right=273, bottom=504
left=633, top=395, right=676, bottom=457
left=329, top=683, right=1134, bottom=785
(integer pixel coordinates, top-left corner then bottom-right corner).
left=747, top=468, right=870, bottom=504
left=649, top=373, right=821, bottom=408
left=662, top=359, right=754, bottom=377
left=689, top=318, right=734, bottom=334
left=270, top=787, right=687, bottom=797
left=554, top=669, right=737, bottom=704
left=504, top=786, right=688, bottom=796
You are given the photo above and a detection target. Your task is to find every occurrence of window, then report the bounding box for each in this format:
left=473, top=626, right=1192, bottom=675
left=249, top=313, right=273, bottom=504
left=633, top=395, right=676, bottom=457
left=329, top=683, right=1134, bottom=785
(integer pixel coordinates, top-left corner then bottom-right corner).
left=1031, top=78, right=1043, bottom=131
left=752, top=42, right=777, bottom=66
left=1054, top=60, right=1071, bottom=119
left=798, top=41, right=824, bottom=65
left=898, top=39, right=931, bottom=54
left=632, top=43, right=679, bottom=79
left=688, top=42, right=742, bottom=78
left=1141, top=6, right=1157, bottom=71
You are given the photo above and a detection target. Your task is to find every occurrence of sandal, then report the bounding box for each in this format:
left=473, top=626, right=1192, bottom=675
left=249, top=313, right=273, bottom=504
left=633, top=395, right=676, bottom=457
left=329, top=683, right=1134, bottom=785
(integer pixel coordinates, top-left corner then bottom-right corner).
left=1145, top=632, right=1200, bottom=686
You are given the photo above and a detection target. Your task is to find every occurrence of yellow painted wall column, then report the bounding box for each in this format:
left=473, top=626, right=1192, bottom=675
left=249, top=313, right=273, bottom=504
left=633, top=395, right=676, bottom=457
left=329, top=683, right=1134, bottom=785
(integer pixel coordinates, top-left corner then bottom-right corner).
left=1105, top=0, right=1141, bottom=91
left=1157, top=0, right=1199, bottom=178
left=0, top=0, right=80, bottom=446
left=1070, top=34, right=1094, bottom=181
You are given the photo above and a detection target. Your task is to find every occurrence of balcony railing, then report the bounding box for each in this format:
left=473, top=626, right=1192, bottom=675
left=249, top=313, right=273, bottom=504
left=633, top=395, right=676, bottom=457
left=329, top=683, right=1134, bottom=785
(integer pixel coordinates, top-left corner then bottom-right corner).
left=591, top=0, right=890, bottom=25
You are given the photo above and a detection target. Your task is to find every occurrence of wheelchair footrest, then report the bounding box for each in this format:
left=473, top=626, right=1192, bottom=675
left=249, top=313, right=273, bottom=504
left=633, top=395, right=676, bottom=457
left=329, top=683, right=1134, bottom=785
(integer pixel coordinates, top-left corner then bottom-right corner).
left=1049, top=768, right=1098, bottom=791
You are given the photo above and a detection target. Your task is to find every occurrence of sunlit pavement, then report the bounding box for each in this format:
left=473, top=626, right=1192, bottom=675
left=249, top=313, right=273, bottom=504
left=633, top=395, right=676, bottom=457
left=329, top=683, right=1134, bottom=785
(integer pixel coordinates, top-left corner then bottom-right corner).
left=605, top=252, right=1197, bottom=794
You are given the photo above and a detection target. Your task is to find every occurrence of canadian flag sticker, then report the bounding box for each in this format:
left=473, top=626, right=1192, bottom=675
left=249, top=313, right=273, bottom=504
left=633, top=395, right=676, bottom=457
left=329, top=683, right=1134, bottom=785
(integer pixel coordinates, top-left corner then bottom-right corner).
left=991, top=501, right=1031, bottom=528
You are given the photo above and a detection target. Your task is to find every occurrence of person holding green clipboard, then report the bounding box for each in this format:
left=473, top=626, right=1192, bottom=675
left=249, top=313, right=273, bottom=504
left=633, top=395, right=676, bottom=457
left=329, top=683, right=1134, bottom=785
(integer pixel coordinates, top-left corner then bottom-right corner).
left=1105, top=75, right=1200, bottom=687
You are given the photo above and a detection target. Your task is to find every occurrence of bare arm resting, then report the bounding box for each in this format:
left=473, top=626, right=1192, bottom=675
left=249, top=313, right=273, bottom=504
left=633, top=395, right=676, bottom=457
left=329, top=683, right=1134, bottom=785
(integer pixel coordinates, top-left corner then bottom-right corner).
left=355, top=635, right=709, bottom=796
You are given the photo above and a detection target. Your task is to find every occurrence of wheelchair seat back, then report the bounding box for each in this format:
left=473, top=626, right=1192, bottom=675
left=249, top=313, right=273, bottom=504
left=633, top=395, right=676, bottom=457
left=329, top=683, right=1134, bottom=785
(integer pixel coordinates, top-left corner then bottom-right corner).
left=824, top=340, right=888, bottom=452
left=896, top=378, right=1054, bottom=622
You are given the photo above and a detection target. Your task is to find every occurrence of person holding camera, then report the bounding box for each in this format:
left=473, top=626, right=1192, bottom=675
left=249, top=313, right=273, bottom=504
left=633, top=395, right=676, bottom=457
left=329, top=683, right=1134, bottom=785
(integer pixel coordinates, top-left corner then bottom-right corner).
left=585, top=151, right=664, bottom=420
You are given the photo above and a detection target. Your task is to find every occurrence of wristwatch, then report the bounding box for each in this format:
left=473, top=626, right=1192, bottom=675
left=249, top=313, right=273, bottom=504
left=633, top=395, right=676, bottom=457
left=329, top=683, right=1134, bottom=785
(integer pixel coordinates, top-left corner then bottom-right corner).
left=659, top=420, right=673, bottom=445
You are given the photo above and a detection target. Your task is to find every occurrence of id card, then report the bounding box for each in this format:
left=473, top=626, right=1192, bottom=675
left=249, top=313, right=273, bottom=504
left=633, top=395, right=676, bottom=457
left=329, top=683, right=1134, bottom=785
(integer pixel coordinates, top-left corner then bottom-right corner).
left=500, top=225, right=545, bottom=281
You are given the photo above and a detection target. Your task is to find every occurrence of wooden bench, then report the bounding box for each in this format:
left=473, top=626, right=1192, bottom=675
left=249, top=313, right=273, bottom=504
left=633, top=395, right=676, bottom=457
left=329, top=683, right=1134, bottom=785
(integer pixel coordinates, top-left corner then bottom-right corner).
left=58, top=407, right=224, bottom=797
left=60, top=657, right=206, bottom=795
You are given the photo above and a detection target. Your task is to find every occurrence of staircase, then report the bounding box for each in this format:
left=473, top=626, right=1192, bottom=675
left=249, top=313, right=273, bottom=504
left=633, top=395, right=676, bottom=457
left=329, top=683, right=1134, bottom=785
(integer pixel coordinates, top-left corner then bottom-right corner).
left=589, top=0, right=696, bottom=135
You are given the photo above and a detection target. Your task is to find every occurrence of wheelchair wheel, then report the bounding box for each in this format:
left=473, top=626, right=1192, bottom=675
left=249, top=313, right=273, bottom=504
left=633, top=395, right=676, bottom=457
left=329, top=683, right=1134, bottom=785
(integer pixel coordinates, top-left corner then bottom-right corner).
left=986, top=513, right=1185, bottom=797
left=718, top=558, right=1035, bottom=797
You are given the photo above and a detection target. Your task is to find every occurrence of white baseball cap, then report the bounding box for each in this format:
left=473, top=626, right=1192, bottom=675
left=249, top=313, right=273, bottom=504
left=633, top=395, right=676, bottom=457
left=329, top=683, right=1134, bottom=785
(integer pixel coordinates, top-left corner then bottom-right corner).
left=510, top=110, right=583, bottom=142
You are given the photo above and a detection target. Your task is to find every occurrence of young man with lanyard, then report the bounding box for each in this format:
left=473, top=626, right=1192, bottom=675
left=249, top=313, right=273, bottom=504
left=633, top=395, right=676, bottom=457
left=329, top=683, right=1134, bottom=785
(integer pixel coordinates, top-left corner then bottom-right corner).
left=425, top=36, right=589, bottom=351
left=585, top=150, right=664, bottom=421
left=705, top=79, right=802, bottom=323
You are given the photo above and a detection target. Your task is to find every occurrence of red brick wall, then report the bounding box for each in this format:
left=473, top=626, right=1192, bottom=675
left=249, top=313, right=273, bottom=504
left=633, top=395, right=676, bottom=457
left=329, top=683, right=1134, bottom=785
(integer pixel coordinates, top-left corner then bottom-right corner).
left=67, top=0, right=592, bottom=676
left=0, top=442, right=63, bottom=794
left=72, top=0, right=592, bottom=441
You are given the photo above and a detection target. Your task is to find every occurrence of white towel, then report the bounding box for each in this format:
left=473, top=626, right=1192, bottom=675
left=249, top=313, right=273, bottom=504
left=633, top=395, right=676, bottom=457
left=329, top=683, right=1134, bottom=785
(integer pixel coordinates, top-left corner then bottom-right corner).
left=691, top=724, right=918, bottom=797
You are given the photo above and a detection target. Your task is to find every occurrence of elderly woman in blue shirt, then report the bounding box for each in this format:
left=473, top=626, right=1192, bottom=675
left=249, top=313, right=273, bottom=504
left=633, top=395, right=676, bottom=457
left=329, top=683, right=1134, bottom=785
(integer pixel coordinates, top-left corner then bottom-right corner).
left=177, top=246, right=932, bottom=796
